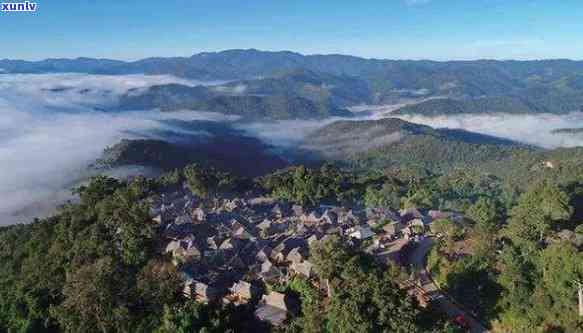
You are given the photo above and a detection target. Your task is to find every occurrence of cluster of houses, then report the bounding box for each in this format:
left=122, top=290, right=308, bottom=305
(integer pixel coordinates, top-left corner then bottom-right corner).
left=149, top=185, right=463, bottom=327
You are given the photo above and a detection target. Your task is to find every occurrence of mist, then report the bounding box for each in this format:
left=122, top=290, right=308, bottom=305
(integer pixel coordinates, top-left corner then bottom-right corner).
left=0, top=74, right=233, bottom=226
left=387, top=112, right=583, bottom=149
left=2, top=73, right=583, bottom=226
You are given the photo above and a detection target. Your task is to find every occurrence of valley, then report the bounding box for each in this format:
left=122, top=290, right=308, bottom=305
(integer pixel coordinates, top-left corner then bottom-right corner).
left=2, top=49, right=583, bottom=333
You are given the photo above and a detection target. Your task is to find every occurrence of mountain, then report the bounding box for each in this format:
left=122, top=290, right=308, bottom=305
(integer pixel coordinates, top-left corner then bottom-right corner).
left=392, top=97, right=538, bottom=116
left=118, top=70, right=357, bottom=119
left=300, top=117, right=536, bottom=173
left=300, top=117, right=583, bottom=189
left=0, top=49, right=583, bottom=103
left=218, top=68, right=374, bottom=106
left=93, top=121, right=290, bottom=177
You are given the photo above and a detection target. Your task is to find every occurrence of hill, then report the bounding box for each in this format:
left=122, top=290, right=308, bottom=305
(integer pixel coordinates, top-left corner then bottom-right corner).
left=301, top=118, right=583, bottom=189
left=6, top=50, right=583, bottom=111
left=394, top=92, right=583, bottom=116
left=118, top=70, right=356, bottom=119
left=93, top=121, right=290, bottom=177
left=300, top=118, right=533, bottom=172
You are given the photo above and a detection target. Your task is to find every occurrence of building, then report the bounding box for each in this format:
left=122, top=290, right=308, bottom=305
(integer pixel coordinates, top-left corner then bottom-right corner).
left=347, top=225, right=375, bottom=240
left=255, top=292, right=298, bottom=327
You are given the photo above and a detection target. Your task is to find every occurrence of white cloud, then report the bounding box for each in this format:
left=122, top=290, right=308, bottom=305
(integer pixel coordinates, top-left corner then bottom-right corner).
left=389, top=112, right=583, bottom=149
left=0, top=73, right=234, bottom=226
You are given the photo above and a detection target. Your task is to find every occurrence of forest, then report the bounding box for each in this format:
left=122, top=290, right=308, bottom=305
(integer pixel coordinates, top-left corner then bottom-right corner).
left=1, top=158, right=583, bottom=332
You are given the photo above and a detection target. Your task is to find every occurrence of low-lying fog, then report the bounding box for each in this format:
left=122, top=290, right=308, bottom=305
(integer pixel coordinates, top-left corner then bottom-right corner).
left=386, top=112, right=583, bottom=149
left=1, top=73, right=582, bottom=226
left=0, top=74, right=233, bottom=225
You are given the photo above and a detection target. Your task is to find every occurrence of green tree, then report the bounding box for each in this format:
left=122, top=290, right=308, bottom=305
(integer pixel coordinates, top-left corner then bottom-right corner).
left=467, top=197, right=503, bottom=229
left=504, top=181, right=572, bottom=247
left=364, top=181, right=401, bottom=210
left=51, top=257, right=134, bottom=333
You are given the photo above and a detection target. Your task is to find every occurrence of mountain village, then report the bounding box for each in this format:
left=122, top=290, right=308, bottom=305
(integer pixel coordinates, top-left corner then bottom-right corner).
left=151, top=183, right=466, bottom=327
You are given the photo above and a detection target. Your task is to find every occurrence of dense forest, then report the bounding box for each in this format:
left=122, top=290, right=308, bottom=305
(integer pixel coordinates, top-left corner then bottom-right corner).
left=2, top=153, right=583, bottom=332
left=0, top=166, right=452, bottom=333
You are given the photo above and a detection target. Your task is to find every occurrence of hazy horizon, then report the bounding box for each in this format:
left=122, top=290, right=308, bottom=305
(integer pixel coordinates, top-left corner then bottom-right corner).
left=3, top=48, right=583, bottom=63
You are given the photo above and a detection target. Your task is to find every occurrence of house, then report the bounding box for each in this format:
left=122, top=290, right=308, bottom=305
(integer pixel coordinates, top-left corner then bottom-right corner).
left=175, top=214, right=193, bottom=225
left=271, top=221, right=290, bottom=234
left=173, top=245, right=201, bottom=265
left=409, top=217, right=432, bottom=232
left=255, top=246, right=273, bottom=263
left=271, top=203, right=290, bottom=219
left=224, top=198, right=244, bottom=212
left=320, top=209, right=338, bottom=225
left=185, top=280, right=225, bottom=303
left=259, top=260, right=284, bottom=282
left=257, top=219, right=274, bottom=237
left=383, top=221, right=405, bottom=236
left=286, top=247, right=307, bottom=264
left=193, top=207, right=207, bottom=222
left=255, top=292, right=298, bottom=327
left=219, top=238, right=240, bottom=252
left=227, top=255, right=247, bottom=270
left=307, top=210, right=323, bottom=223
left=347, top=225, right=375, bottom=240
left=400, top=208, right=425, bottom=223
left=207, top=236, right=219, bottom=250
left=271, top=238, right=308, bottom=263
left=165, top=238, right=201, bottom=265
left=289, top=260, right=314, bottom=278
left=292, top=205, right=305, bottom=217
left=229, top=280, right=260, bottom=304
left=165, top=240, right=181, bottom=254
left=232, top=226, right=253, bottom=240
left=152, top=214, right=163, bottom=225
left=366, top=207, right=400, bottom=223
left=307, top=234, right=321, bottom=245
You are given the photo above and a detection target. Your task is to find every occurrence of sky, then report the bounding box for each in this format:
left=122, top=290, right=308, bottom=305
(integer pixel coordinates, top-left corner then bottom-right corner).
left=1, top=0, right=583, bottom=61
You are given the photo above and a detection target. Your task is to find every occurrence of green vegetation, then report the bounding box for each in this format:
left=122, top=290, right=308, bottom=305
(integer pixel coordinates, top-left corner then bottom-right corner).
left=4, top=124, right=583, bottom=332
left=258, top=164, right=367, bottom=206
left=9, top=50, right=583, bottom=118
left=426, top=176, right=583, bottom=332
left=394, top=97, right=537, bottom=116
left=306, top=236, right=447, bottom=333
left=0, top=174, right=262, bottom=332
left=119, top=78, right=353, bottom=120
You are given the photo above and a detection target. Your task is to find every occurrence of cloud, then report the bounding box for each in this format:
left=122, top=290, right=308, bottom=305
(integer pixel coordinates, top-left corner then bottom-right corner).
left=388, top=112, right=583, bottom=149
left=0, top=73, right=235, bottom=226
left=2, top=73, right=582, bottom=226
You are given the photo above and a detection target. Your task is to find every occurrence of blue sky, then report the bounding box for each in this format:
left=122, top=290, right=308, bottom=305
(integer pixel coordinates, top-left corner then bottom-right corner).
left=2, top=0, right=583, bottom=61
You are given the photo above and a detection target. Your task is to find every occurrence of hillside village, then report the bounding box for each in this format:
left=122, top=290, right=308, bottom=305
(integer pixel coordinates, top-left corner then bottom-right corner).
left=151, top=183, right=466, bottom=327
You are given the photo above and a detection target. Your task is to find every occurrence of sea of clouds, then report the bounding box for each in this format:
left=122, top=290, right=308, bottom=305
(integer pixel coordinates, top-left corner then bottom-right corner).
left=389, top=113, right=583, bottom=149
left=0, top=73, right=232, bottom=225
left=1, top=73, right=582, bottom=226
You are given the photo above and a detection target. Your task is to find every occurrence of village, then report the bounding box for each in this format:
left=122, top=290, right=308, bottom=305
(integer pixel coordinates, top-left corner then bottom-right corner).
left=150, top=183, right=467, bottom=328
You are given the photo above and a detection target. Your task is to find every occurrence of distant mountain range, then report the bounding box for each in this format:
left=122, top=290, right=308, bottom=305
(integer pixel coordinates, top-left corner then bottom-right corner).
left=5, top=49, right=583, bottom=117
left=118, top=69, right=358, bottom=119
